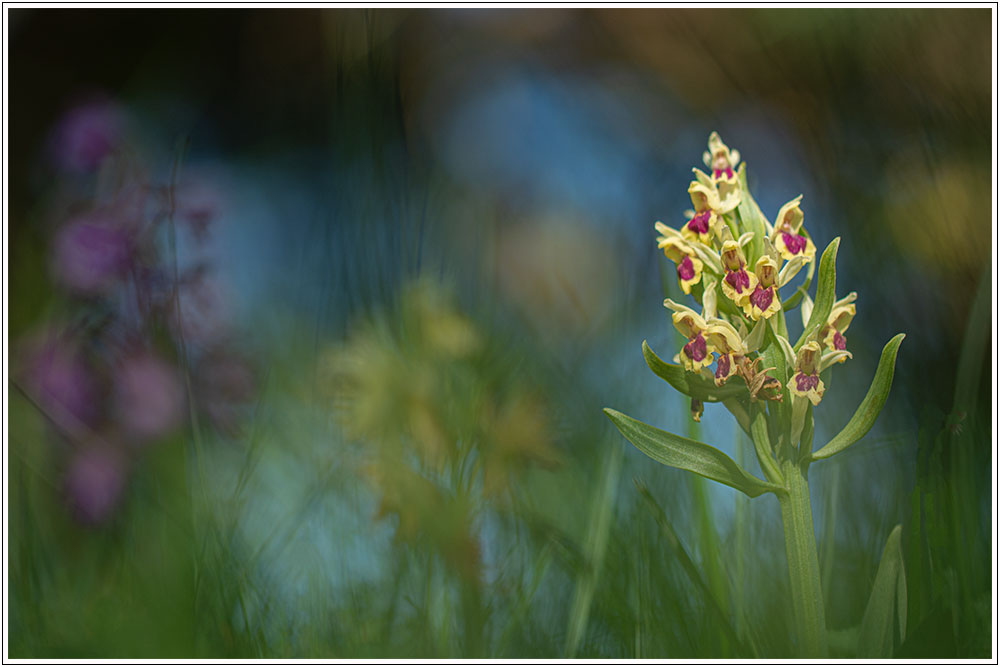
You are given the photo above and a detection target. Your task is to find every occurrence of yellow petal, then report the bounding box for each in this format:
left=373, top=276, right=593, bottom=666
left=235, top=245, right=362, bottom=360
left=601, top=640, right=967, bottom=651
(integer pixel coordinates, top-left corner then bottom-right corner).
left=704, top=319, right=744, bottom=354
left=775, top=195, right=805, bottom=234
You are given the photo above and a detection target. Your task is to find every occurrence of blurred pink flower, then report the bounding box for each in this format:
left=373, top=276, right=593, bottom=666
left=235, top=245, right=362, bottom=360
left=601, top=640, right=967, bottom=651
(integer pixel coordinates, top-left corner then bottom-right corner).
left=64, top=446, right=126, bottom=524
left=51, top=214, right=132, bottom=294
left=112, top=353, right=185, bottom=444
left=21, top=334, right=100, bottom=433
left=49, top=99, right=124, bottom=173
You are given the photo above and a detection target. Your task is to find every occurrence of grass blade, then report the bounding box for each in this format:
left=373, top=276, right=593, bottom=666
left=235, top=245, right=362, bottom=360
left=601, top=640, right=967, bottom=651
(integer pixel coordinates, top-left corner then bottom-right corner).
left=857, top=524, right=907, bottom=658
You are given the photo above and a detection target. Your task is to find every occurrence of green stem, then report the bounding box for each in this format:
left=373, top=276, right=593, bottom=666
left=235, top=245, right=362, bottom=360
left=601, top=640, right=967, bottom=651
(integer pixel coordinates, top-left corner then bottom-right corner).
left=749, top=407, right=783, bottom=486
left=777, top=458, right=827, bottom=657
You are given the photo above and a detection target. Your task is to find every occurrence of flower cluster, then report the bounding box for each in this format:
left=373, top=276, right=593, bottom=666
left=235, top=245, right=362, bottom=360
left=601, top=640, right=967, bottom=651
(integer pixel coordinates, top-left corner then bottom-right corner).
left=324, top=280, right=560, bottom=582
left=16, top=99, right=255, bottom=524
left=655, top=132, right=856, bottom=411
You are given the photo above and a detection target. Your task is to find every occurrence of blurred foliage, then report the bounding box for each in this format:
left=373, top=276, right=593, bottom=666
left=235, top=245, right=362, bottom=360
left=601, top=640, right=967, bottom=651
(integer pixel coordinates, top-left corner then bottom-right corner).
left=7, top=7, right=993, bottom=659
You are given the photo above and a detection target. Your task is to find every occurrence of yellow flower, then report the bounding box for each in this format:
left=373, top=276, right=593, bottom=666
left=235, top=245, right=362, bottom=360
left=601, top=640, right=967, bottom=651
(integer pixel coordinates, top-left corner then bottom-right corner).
left=719, top=239, right=757, bottom=306
left=821, top=293, right=857, bottom=360
left=683, top=182, right=719, bottom=245
left=772, top=196, right=817, bottom=262
left=692, top=167, right=740, bottom=214
left=704, top=319, right=745, bottom=386
left=702, top=131, right=741, bottom=185
left=787, top=341, right=825, bottom=406
left=665, top=300, right=714, bottom=372
left=656, top=230, right=704, bottom=295
left=743, top=256, right=783, bottom=321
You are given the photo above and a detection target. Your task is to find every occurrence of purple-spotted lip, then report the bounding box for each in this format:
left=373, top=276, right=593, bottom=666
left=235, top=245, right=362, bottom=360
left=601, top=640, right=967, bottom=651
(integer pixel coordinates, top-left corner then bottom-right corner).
left=687, top=211, right=711, bottom=235
left=715, top=353, right=731, bottom=380
left=725, top=268, right=750, bottom=292
left=795, top=372, right=820, bottom=392
left=749, top=285, right=773, bottom=311
left=677, top=256, right=697, bottom=281
left=713, top=167, right=735, bottom=180
left=782, top=232, right=808, bottom=255
left=683, top=333, right=708, bottom=363
left=833, top=331, right=847, bottom=351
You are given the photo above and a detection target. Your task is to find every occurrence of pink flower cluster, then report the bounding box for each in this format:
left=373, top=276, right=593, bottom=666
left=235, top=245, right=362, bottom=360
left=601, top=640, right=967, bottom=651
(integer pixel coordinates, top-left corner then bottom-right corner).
left=18, top=99, right=255, bottom=525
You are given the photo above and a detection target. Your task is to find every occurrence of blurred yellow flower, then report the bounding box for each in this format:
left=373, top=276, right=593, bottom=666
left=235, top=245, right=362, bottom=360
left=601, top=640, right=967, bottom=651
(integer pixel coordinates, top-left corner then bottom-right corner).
left=325, top=278, right=560, bottom=576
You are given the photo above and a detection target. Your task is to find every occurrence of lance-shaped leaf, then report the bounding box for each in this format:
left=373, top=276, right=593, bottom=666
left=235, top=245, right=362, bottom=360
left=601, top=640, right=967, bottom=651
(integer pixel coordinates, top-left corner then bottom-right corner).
left=603, top=408, right=781, bottom=498
left=736, top=164, right=770, bottom=263
left=810, top=333, right=905, bottom=461
left=800, top=293, right=814, bottom=329
left=642, top=340, right=748, bottom=403
left=744, top=316, right=767, bottom=352
left=795, top=237, right=840, bottom=350
left=857, top=524, right=907, bottom=658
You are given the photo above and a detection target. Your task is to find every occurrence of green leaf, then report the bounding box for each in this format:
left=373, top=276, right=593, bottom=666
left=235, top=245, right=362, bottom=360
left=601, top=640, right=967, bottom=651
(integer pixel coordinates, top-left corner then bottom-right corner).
left=603, top=408, right=781, bottom=497
left=795, top=237, right=840, bottom=349
left=736, top=164, right=769, bottom=264
left=749, top=405, right=784, bottom=486
left=810, top=333, right=905, bottom=461
left=642, top=340, right=748, bottom=403
left=857, top=524, right=907, bottom=658
left=761, top=325, right=790, bottom=450
left=828, top=626, right=861, bottom=658
left=762, top=323, right=789, bottom=386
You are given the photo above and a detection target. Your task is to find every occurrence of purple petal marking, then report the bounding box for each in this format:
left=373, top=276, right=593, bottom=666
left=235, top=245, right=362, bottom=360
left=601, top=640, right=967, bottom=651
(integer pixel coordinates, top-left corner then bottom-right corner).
left=684, top=333, right=708, bottom=363
left=782, top=232, right=808, bottom=255
left=725, top=268, right=751, bottom=293
left=715, top=354, right=731, bottom=380
left=795, top=372, right=820, bottom=392
left=833, top=331, right=847, bottom=351
left=687, top=211, right=711, bottom=235
left=750, top=285, right=773, bottom=311
left=678, top=256, right=696, bottom=281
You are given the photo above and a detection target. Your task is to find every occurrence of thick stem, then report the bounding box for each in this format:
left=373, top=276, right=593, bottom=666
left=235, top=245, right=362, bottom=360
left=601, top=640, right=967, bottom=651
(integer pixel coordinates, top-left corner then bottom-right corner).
left=778, top=458, right=827, bottom=657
